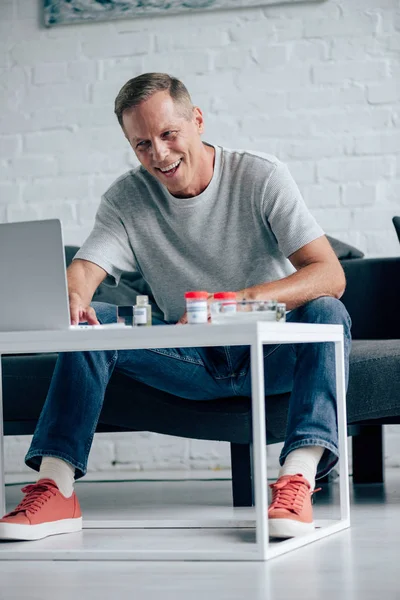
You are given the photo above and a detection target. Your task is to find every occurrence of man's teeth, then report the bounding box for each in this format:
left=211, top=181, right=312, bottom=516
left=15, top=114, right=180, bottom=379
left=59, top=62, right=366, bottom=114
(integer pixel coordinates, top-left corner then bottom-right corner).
left=160, top=160, right=181, bottom=172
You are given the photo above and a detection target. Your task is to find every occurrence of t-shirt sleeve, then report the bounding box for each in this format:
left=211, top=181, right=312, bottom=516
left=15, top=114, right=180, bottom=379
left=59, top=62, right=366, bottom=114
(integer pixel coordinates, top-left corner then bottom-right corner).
left=74, top=195, right=138, bottom=286
left=261, top=161, right=325, bottom=258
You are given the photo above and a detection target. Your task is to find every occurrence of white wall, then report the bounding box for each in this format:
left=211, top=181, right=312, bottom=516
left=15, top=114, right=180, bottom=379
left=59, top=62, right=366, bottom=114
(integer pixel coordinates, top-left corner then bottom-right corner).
left=1, top=0, right=400, bottom=480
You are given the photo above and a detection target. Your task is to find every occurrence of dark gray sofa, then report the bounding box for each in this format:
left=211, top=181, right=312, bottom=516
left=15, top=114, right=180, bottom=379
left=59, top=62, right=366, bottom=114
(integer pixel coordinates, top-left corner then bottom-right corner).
left=2, top=243, right=400, bottom=506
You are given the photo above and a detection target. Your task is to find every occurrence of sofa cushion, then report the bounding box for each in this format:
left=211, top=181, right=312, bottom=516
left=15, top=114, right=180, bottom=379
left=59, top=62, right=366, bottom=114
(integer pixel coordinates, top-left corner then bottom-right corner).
left=346, top=339, right=400, bottom=422
left=326, top=236, right=364, bottom=259
left=341, top=257, right=400, bottom=340
left=266, top=340, right=400, bottom=436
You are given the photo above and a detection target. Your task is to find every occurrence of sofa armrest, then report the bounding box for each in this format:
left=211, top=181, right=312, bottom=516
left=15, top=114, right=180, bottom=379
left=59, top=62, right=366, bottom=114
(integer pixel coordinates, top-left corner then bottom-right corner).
left=341, top=257, right=400, bottom=340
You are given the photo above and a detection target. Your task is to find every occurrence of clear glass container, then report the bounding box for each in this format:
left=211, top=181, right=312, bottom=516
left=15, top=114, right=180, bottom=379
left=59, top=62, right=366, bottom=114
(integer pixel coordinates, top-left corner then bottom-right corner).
left=210, top=299, right=286, bottom=324
left=117, top=305, right=134, bottom=326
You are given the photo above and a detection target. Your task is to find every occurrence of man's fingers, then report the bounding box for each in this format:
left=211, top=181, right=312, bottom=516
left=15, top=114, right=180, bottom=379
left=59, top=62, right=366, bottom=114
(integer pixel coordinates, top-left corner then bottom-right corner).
left=84, top=306, right=100, bottom=325
left=177, top=312, right=188, bottom=325
left=69, top=301, right=99, bottom=325
left=69, top=300, right=81, bottom=325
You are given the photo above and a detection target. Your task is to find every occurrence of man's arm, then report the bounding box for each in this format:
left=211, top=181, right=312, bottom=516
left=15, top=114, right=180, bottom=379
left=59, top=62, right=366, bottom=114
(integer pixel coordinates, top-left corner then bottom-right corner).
left=67, top=259, right=108, bottom=325
left=237, top=236, right=346, bottom=311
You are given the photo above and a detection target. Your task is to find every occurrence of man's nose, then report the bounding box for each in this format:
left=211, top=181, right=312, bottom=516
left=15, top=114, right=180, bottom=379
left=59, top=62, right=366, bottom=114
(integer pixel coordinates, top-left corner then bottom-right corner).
left=151, top=139, right=168, bottom=163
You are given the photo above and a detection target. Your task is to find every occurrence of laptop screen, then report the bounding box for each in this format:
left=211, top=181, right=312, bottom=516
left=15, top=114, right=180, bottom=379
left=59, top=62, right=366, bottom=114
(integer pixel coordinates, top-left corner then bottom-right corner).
left=0, top=219, right=71, bottom=332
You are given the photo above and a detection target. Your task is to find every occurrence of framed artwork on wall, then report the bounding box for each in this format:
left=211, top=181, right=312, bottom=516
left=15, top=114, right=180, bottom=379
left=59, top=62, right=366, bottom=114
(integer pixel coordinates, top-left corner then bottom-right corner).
left=44, top=0, right=322, bottom=27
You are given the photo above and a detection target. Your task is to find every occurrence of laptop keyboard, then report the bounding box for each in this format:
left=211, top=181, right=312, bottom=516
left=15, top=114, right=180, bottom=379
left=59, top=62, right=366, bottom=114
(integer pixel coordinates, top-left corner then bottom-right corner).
left=69, top=323, right=127, bottom=330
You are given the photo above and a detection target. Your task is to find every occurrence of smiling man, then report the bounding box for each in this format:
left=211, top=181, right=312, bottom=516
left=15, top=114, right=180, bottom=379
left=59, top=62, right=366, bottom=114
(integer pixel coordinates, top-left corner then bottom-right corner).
left=0, top=73, right=351, bottom=542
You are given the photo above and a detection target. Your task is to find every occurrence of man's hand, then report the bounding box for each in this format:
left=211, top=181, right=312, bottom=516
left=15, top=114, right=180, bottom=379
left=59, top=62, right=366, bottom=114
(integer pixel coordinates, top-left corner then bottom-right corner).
left=69, top=292, right=100, bottom=326
left=67, top=259, right=107, bottom=325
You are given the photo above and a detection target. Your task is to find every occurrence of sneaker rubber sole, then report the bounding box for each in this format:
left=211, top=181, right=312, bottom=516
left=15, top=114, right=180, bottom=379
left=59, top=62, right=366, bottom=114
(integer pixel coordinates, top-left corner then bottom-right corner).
left=0, top=517, right=83, bottom=541
left=269, top=517, right=315, bottom=539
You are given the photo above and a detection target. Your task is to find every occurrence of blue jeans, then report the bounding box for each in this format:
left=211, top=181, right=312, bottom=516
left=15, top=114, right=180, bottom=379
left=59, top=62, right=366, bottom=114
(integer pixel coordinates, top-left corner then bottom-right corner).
left=26, top=297, right=351, bottom=481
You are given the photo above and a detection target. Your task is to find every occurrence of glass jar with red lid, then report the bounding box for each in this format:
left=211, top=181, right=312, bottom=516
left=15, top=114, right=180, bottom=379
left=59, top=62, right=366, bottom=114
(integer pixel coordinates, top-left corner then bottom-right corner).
left=184, top=291, right=209, bottom=324
left=213, top=291, right=237, bottom=314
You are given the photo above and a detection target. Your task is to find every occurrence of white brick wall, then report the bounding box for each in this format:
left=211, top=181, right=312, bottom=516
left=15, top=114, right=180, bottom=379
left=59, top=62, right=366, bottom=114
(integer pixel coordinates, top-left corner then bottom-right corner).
left=1, top=0, right=400, bottom=480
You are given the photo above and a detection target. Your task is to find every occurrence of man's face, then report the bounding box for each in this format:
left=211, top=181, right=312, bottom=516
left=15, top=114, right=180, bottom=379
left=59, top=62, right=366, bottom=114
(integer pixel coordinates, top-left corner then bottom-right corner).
left=122, top=91, right=206, bottom=198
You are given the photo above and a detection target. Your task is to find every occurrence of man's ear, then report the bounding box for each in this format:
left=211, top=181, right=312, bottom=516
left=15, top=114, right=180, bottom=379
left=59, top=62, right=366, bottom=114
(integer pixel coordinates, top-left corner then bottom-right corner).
left=193, top=106, right=204, bottom=134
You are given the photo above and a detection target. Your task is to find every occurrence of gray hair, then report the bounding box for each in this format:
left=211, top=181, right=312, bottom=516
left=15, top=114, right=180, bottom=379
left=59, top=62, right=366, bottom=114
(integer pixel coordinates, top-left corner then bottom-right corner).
left=114, top=72, right=193, bottom=127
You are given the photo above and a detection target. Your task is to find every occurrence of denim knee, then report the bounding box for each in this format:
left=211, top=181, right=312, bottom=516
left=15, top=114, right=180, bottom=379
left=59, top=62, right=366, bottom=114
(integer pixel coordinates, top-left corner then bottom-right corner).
left=90, top=301, right=118, bottom=324
left=299, top=296, right=351, bottom=332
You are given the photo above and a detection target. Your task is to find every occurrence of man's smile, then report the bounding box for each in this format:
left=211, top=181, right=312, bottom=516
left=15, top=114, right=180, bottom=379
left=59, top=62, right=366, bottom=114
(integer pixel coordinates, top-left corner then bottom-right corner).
left=156, top=159, right=182, bottom=178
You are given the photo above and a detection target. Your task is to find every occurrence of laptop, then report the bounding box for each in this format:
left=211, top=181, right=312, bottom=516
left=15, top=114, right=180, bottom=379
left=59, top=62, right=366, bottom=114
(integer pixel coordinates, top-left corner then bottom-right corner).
left=0, top=219, right=75, bottom=332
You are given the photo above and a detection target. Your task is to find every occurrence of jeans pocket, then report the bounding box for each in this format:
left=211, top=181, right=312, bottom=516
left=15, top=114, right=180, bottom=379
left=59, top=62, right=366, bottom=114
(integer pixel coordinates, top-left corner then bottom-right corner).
left=149, top=347, right=204, bottom=365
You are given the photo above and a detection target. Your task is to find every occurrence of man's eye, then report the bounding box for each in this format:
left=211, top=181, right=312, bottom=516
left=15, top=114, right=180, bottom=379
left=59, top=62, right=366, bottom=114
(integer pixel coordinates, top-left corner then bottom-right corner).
left=137, top=141, right=149, bottom=148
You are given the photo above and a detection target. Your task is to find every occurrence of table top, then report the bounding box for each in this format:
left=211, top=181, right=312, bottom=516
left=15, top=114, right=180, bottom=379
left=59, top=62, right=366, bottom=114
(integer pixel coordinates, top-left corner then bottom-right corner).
left=0, top=322, right=343, bottom=355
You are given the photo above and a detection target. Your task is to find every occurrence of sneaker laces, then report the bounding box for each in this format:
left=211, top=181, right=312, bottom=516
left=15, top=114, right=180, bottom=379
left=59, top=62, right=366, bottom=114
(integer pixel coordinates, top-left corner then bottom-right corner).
left=5, top=480, right=58, bottom=517
left=269, top=474, right=320, bottom=516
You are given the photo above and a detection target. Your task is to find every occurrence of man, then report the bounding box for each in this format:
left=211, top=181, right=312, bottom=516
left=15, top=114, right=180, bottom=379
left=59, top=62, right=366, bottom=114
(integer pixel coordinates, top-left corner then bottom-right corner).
left=0, top=73, right=350, bottom=541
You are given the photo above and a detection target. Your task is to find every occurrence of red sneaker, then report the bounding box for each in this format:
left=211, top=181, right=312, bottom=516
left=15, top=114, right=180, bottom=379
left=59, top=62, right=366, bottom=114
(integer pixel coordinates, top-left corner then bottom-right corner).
left=268, top=474, right=320, bottom=539
left=0, top=479, right=82, bottom=541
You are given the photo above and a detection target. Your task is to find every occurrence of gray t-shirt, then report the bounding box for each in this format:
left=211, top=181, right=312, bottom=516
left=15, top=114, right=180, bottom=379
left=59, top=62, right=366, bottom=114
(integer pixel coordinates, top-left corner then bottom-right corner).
left=75, top=144, right=324, bottom=323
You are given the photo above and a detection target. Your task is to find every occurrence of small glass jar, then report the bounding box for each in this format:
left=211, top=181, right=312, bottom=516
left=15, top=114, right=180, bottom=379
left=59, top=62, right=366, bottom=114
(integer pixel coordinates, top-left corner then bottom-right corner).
left=276, top=303, right=286, bottom=322
left=184, top=291, right=208, bottom=324
left=117, top=305, right=134, bottom=326
left=134, top=295, right=152, bottom=326
left=214, top=291, right=237, bottom=313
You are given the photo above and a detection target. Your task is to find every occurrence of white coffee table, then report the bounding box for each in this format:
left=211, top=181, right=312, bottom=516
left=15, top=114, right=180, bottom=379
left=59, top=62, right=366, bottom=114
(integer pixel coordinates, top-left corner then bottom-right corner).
left=0, top=322, right=349, bottom=561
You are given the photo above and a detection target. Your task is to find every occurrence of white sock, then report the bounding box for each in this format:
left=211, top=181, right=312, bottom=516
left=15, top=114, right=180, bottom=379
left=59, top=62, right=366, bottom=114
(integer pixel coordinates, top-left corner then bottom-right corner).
left=38, top=457, right=75, bottom=498
left=278, top=446, right=325, bottom=491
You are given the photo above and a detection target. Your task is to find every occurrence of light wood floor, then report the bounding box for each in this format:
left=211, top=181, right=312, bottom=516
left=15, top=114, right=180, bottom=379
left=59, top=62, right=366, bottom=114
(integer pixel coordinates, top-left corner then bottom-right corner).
left=0, top=470, right=399, bottom=600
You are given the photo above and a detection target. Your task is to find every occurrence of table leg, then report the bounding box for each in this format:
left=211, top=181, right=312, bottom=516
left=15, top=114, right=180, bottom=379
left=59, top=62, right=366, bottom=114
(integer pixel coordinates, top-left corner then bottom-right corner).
left=0, top=356, right=5, bottom=516
left=335, top=339, right=350, bottom=523
left=250, top=338, right=269, bottom=560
